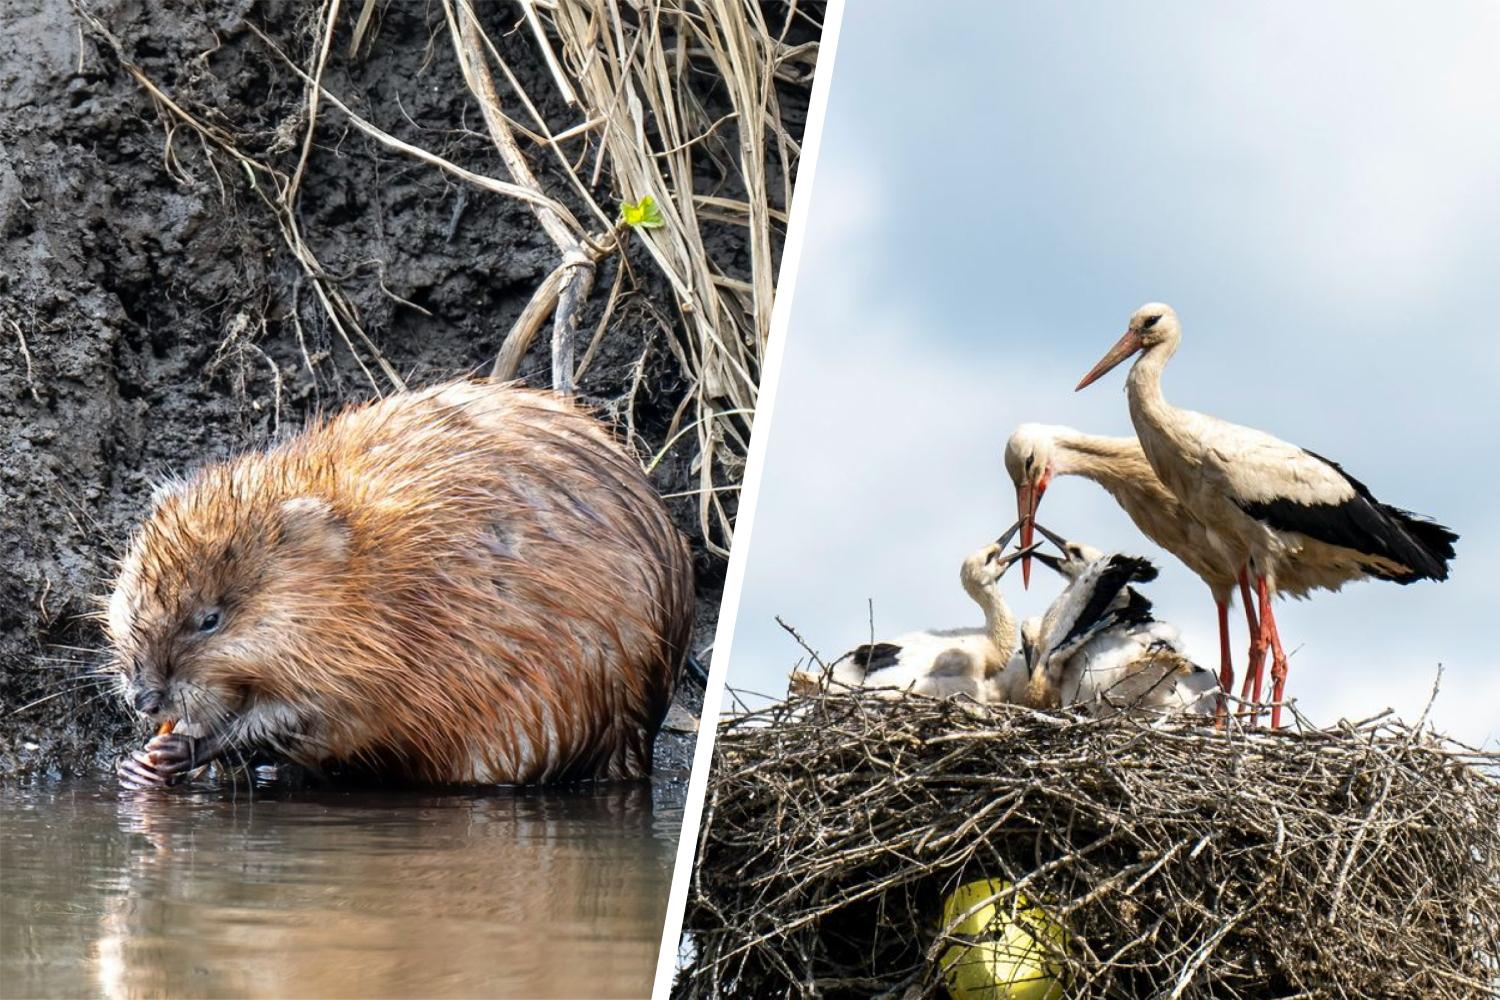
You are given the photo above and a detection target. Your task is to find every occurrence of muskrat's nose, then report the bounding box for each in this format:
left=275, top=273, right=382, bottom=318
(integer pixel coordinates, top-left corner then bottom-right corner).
left=134, top=689, right=166, bottom=714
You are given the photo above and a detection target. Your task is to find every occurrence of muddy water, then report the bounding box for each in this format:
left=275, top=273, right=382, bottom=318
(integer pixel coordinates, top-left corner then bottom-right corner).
left=0, top=779, right=682, bottom=999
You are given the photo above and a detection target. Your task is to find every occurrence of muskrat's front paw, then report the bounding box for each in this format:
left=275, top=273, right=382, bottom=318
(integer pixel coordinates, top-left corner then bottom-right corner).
left=116, top=732, right=206, bottom=789
left=117, top=750, right=176, bottom=789
left=143, top=732, right=203, bottom=779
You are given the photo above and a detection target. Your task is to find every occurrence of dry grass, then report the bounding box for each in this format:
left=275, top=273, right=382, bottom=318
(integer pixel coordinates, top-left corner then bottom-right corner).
left=679, top=692, right=1500, bottom=999
left=74, top=0, right=820, bottom=556
left=533, top=0, right=812, bottom=554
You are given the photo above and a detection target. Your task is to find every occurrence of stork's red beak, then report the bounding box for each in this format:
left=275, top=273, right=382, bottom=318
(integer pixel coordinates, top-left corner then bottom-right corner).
left=1016, top=481, right=1043, bottom=588
left=1076, top=328, right=1143, bottom=391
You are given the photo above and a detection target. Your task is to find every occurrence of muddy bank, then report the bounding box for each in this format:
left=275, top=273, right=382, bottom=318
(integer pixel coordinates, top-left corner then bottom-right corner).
left=0, top=0, right=816, bottom=779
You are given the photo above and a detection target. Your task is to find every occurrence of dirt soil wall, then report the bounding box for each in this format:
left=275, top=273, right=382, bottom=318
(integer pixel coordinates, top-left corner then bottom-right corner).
left=0, top=0, right=813, bottom=779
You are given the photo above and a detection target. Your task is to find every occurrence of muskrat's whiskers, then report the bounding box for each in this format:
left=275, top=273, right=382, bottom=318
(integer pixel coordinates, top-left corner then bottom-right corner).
left=26, top=660, right=113, bottom=677
left=39, top=643, right=106, bottom=655
left=23, top=672, right=105, bottom=686
left=69, top=688, right=122, bottom=717
left=219, top=746, right=258, bottom=795
left=25, top=679, right=113, bottom=703
left=180, top=683, right=231, bottom=730
left=10, top=675, right=113, bottom=710
left=10, top=684, right=115, bottom=717
left=29, top=652, right=104, bottom=663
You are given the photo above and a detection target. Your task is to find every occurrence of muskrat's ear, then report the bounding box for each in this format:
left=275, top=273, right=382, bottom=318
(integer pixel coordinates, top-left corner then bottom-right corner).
left=277, top=497, right=349, bottom=562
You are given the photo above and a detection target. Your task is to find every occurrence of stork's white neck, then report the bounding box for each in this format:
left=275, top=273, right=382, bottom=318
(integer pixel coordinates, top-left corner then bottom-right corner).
left=986, top=598, right=1018, bottom=658
left=965, top=579, right=1018, bottom=659
left=1124, top=333, right=1183, bottom=445
left=1053, top=431, right=1155, bottom=496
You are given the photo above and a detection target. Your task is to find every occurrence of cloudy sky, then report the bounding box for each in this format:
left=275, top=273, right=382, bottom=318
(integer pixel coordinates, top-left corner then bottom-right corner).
left=721, top=2, right=1500, bottom=747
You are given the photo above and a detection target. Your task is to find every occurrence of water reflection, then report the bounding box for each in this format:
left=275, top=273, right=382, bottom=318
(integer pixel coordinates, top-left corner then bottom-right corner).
left=1, top=779, right=683, bottom=998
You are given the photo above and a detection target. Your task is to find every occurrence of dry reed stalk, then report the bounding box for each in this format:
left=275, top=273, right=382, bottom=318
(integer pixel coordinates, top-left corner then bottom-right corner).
left=535, top=0, right=815, bottom=554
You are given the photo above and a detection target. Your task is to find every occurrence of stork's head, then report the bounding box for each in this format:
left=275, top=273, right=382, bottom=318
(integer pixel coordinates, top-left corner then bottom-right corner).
left=1030, top=522, right=1105, bottom=581
left=1076, top=303, right=1180, bottom=391
left=1004, top=424, right=1072, bottom=588
left=960, top=520, right=1041, bottom=599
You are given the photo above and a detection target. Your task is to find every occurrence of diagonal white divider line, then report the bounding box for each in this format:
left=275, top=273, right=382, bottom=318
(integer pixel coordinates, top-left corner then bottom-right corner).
left=650, top=3, right=849, bottom=995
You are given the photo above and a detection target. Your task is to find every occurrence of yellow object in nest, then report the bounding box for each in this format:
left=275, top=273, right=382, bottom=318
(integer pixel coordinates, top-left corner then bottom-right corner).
left=938, top=879, right=1069, bottom=1000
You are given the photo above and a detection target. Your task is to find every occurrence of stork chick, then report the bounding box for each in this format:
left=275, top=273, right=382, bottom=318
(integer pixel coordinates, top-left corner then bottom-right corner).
left=1021, top=525, right=1219, bottom=718
left=793, top=524, right=1038, bottom=701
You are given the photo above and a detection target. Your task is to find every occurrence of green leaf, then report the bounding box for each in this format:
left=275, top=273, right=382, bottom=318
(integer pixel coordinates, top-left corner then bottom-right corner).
left=620, top=195, right=665, bottom=229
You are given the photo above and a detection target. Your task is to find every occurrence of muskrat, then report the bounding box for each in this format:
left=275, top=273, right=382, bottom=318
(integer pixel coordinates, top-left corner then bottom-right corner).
left=107, top=379, right=694, bottom=787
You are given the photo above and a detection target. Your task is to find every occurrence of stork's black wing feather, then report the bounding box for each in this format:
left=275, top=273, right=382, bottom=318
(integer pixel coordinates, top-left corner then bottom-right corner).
left=1054, top=556, right=1159, bottom=653
left=1236, top=450, right=1457, bottom=582
left=849, top=641, right=903, bottom=677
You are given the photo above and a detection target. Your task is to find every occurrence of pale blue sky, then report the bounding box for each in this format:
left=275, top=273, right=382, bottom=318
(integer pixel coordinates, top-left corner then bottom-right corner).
left=723, top=2, right=1500, bottom=747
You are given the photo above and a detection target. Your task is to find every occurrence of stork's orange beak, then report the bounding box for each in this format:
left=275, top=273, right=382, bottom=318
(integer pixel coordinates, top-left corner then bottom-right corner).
left=1076, top=328, right=1143, bottom=391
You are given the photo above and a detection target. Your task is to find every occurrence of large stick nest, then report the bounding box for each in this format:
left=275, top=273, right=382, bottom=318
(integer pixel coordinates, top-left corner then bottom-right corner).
left=677, top=693, right=1500, bottom=999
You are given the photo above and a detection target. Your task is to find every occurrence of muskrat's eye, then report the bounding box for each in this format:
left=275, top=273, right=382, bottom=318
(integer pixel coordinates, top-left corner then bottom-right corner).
left=198, top=609, right=223, bottom=634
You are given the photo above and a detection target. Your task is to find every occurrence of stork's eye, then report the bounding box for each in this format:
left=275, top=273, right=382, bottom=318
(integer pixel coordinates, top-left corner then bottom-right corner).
left=198, top=609, right=223, bottom=634
left=1142, top=314, right=1161, bottom=330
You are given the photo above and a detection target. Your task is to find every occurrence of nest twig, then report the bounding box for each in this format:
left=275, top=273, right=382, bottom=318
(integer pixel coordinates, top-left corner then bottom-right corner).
left=678, top=693, right=1500, bottom=999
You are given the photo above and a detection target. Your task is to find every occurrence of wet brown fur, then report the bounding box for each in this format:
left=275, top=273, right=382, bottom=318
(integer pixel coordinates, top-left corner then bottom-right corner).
left=105, top=379, right=695, bottom=784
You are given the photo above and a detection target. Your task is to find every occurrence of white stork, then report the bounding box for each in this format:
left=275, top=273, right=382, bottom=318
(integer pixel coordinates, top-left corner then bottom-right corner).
left=1005, top=423, right=1255, bottom=717
left=1075, top=303, right=1458, bottom=727
left=1020, top=525, right=1219, bottom=718
left=792, top=524, right=1039, bottom=701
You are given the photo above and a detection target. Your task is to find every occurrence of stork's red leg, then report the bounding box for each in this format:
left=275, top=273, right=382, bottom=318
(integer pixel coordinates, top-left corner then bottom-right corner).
left=1215, top=598, right=1232, bottom=726
left=1238, top=569, right=1264, bottom=722
left=1255, top=574, right=1291, bottom=729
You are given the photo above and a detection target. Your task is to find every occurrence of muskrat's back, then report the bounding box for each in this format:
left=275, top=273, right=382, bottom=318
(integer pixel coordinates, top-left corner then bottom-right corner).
left=107, top=379, right=694, bottom=784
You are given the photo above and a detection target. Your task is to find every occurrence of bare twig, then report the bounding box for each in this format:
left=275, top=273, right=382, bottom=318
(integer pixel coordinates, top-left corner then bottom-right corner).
left=775, top=615, right=827, bottom=672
